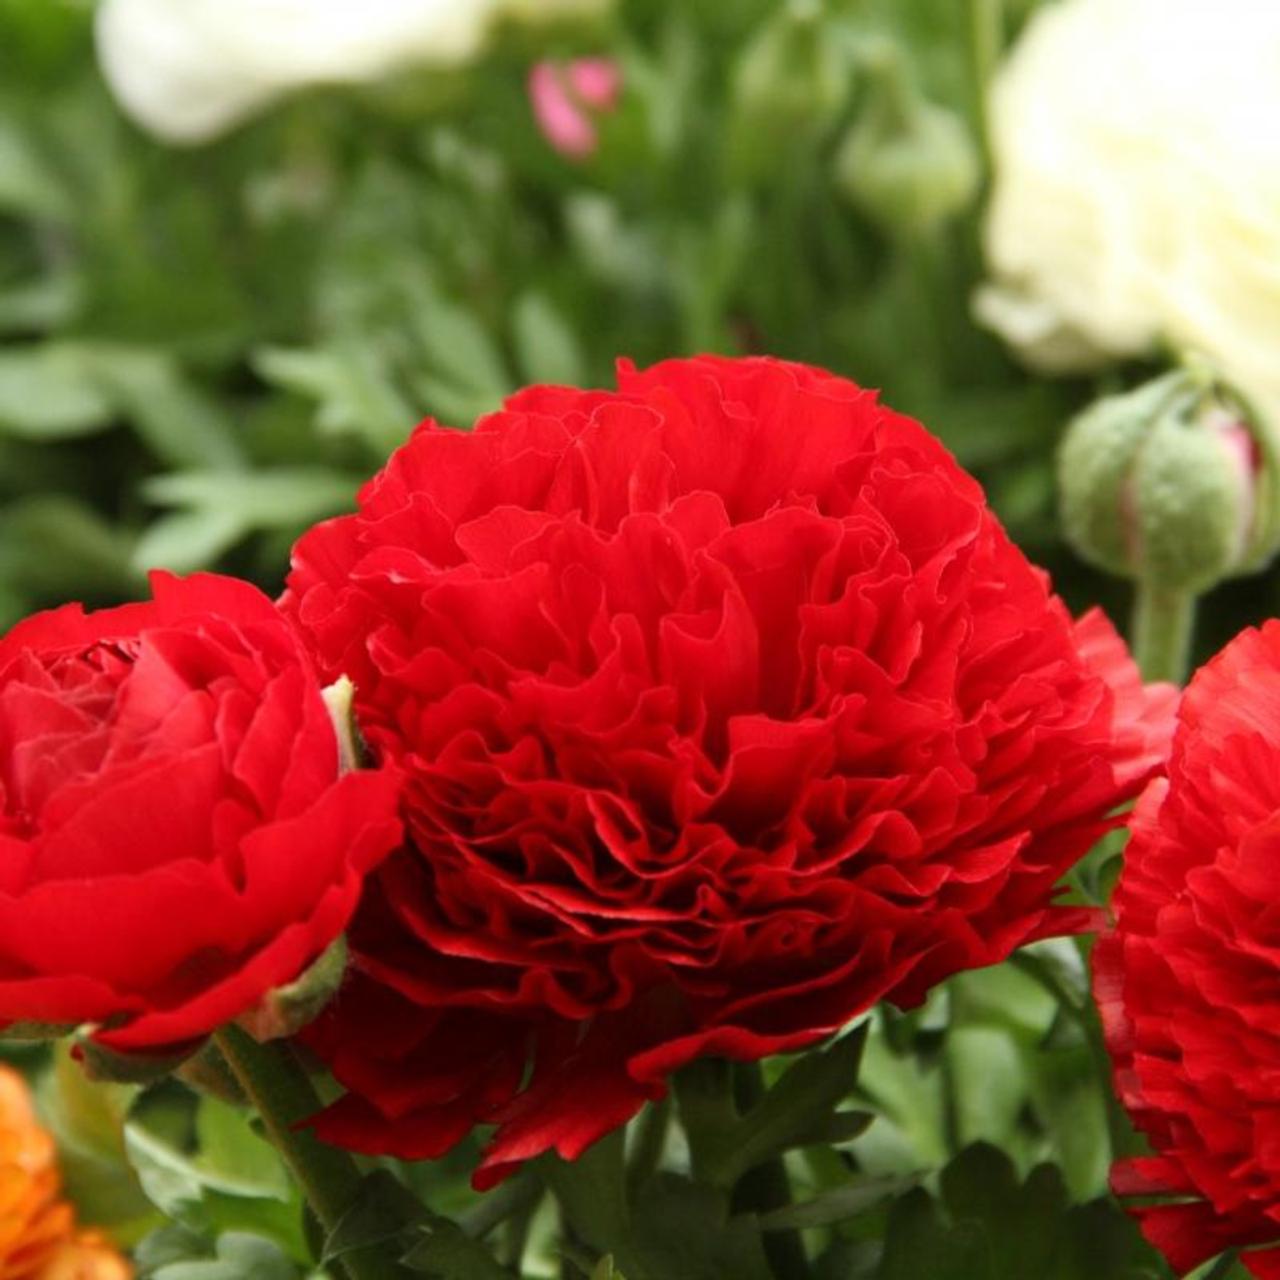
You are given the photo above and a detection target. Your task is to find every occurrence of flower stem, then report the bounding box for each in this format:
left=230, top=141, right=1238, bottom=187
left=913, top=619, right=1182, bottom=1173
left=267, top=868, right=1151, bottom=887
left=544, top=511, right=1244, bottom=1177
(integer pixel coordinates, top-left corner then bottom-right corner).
left=1131, top=583, right=1198, bottom=684
left=968, top=0, right=1004, bottom=147
left=731, top=1062, right=810, bottom=1280
left=212, top=1026, right=407, bottom=1280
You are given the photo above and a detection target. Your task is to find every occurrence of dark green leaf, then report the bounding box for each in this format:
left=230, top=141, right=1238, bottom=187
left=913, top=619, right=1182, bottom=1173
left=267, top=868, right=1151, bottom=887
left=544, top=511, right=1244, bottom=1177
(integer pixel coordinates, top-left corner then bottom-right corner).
left=628, top=1176, right=773, bottom=1280
left=708, top=1026, right=869, bottom=1186
left=756, top=1174, right=915, bottom=1232
left=323, top=1169, right=425, bottom=1266
left=400, top=1217, right=515, bottom=1279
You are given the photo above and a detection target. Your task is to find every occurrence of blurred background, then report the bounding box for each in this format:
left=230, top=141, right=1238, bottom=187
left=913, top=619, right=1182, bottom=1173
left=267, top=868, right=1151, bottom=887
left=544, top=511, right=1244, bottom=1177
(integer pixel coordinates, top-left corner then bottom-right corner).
left=12, top=0, right=1265, bottom=651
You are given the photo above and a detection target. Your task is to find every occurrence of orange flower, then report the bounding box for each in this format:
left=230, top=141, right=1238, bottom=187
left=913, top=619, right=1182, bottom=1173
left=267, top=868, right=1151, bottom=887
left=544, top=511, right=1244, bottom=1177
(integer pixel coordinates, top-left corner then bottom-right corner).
left=0, top=1067, right=130, bottom=1280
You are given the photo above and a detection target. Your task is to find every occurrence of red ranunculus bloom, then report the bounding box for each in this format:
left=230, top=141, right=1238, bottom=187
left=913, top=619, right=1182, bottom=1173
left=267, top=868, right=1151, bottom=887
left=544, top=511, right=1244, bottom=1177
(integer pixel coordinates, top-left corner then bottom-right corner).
left=286, top=355, right=1174, bottom=1186
left=1096, top=622, right=1280, bottom=1278
left=0, top=572, right=401, bottom=1055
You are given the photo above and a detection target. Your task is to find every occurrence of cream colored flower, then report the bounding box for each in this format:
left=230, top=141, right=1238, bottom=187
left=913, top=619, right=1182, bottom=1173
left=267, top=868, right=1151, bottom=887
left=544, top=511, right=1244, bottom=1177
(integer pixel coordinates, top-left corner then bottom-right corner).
left=95, top=0, right=611, bottom=145
left=982, top=0, right=1280, bottom=426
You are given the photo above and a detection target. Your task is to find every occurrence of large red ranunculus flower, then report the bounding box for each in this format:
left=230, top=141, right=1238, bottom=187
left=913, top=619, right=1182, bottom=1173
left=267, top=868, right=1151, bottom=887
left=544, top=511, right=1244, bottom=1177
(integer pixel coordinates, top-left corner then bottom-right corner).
left=1096, top=622, right=1280, bottom=1278
left=285, top=355, right=1174, bottom=1186
left=0, top=572, right=402, bottom=1055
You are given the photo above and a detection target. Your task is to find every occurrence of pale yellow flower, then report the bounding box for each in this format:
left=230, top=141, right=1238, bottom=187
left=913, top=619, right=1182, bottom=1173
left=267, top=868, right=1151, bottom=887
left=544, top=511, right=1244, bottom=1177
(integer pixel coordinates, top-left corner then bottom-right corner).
left=983, top=0, right=1280, bottom=427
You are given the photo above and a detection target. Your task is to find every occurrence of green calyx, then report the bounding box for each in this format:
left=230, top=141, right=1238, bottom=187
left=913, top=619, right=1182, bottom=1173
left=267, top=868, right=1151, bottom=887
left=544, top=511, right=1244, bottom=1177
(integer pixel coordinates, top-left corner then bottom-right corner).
left=1059, top=361, right=1280, bottom=596
left=236, top=935, right=349, bottom=1043
left=835, top=42, right=979, bottom=237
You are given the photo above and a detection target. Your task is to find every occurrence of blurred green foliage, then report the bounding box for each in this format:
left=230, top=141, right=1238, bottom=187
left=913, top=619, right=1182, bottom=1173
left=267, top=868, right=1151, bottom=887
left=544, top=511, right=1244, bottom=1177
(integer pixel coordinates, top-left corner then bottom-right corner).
left=0, top=0, right=1094, bottom=630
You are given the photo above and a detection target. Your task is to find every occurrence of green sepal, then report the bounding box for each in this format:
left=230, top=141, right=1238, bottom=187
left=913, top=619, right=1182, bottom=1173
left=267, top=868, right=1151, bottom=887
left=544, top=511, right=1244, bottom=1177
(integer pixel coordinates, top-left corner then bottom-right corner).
left=75, top=1030, right=200, bottom=1085
left=0, top=1019, right=77, bottom=1042
left=236, top=936, right=348, bottom=1043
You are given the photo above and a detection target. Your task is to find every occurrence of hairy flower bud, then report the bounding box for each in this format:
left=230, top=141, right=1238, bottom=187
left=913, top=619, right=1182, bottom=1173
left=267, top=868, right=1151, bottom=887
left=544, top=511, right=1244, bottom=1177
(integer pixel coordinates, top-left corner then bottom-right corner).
left=1059, top=363, right=1280, bottom=595
left=727, top=0, right=849, bottom=182
left=835, top=42, right=979, bottom=237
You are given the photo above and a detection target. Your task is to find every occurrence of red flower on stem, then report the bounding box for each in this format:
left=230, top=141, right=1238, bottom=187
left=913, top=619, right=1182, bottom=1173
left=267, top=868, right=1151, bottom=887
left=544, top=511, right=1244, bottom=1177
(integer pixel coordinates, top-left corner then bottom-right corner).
left=286, top=355, right=1174, bottom=1186
left=0, top=572, right=401, bottom=1056
left=1097, top=621, right=1280, bottom=1278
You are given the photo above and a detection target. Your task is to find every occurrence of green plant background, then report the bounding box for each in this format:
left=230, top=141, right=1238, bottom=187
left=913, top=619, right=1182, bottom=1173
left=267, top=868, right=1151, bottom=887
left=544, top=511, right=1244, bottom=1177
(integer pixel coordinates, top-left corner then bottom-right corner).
left=0, top=1, right=1265, bottom=1277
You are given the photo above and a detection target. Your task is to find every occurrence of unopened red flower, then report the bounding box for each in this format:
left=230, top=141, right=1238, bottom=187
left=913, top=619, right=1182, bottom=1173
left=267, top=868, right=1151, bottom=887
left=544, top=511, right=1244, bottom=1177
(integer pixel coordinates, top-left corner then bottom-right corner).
left=286, top=354, right=1174, bottom=1186
left=1097, top=621, right=1280, bottom=1278
left=0, top=573, right=401, bottom=1055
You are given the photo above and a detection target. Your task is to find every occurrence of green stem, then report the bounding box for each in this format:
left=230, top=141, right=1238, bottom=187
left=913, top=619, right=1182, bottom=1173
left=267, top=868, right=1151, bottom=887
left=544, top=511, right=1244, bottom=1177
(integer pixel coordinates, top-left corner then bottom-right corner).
left=968, top=0, right=1004, bottom=149
left=1131, top=583, right=1198, bottom=684
left=731, top=1062, right=809, bottom=1280
left=212, top=1026, right=407, bottom=1280
left=1012, top=944, right=1139, bottom=1162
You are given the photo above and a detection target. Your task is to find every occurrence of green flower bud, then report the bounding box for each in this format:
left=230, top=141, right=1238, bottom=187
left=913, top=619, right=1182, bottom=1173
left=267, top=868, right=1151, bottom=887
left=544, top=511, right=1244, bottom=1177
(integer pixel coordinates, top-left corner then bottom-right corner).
left=727, top=0, right=849, bottom=183
left=1059, top=363, right=1280, bottom=595
left=835, top=43, right=979, bottom=237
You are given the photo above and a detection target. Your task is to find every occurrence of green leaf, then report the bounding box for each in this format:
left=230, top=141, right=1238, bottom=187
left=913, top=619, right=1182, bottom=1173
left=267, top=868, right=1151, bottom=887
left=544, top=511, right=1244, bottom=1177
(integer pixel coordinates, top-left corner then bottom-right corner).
left=45, top=1041, right=137, bottom=1164
left=323, top=1170, right=424, bottom=1267
left=511, top=291, right=586, bottom=387
left=539, top=1130, right=629, bottom=1260
left=627, top=1175, right=773, bottom=1280
left=864, top=1144, right=1168, bottom=1280
left=134, top=1224, right=213, bottom=1274
left=124, top=1102, right=306, bottom=1261
left=132, top=510, right=249, bottom=578
left=254, top=342, right=415, bottom=456
left=400, top=1218, right=515, bottom=1280
left=410, top=295, right=509, bottom=404
left=193, top=1097, right=292, bottom=1203
left=143, top=468, right=359, bottom=526
left=756, top=1174, right=916, bottom=1232
left=0, top=496, right=141, bottom=603
left=40, top=1043, right=155, bottom=1238
left=82, top=347, right=244, bottom=470
left=706, top=1026, right=869, bottom=1187
left=141, top=1231, right=302, bottom=1280
left=945, top=1026, right=1026, bottom=1150
left=0, top=268, right=81, bottom=333
left=0, top=116, right=73, bottom=221
left=134, top=468, right=361, bottom=574
left=877, top=1188, right=988, bottom=1280
left=0, top=343, right=115, bottom=438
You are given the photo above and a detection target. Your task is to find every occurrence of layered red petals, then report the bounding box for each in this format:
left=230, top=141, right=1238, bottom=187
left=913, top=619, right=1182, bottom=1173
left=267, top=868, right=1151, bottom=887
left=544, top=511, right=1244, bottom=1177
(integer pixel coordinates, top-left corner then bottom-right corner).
left=0, top=572, right=402, bottom=1051
left=1098, top=621, right=1280, bottom=1277
left=286, top=354, right=1174, bottom=1183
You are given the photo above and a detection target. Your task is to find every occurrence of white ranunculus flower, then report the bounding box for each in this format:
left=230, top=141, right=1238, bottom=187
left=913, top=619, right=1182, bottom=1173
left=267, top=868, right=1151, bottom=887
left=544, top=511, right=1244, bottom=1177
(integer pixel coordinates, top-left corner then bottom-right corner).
left=96, top=0, right=610, bottom=145
left=982, top=0, right=1280, bottom=424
